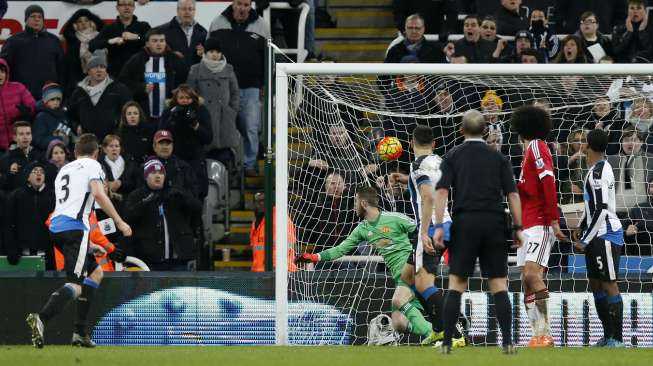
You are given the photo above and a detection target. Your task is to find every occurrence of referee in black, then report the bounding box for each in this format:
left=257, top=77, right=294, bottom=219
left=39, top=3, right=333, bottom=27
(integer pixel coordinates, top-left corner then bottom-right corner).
left=433, top=109, right=524, bottom=354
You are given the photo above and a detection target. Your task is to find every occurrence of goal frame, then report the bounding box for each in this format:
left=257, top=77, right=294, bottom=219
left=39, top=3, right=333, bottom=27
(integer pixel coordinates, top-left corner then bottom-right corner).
left=274, top=63, right=653, bottom=345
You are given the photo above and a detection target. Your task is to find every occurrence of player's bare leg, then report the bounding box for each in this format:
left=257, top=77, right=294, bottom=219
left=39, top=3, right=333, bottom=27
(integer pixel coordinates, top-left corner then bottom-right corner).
left=522, top=261, right=553, bottom=347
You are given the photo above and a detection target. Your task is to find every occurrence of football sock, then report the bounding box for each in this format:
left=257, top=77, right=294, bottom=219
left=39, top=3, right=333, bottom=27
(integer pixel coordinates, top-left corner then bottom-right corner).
left=420, top=286, right=444, bottom=332
left=75, top=279, right=99, bottom=337
left=399, top=301, right=432, bottom=337
left=39, top=284, right=76, bottom=323
left=534, top=289, right=551, bottom=336
left=493, top=291, right=513, bottom=346
left=442, top=290, right=462, bottom=346
left=593, top=291, right=612, bottom=340
left=607, top=294, right=623, bottom=342
left=524, top=292, right=539, bottom=336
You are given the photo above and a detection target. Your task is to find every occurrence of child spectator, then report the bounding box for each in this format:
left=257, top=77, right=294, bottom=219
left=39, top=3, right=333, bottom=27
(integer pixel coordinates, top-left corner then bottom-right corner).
left=117, top=101, right=154, bottom=165
left=553, top=35, right=588, bottom=63
left=0, top=58, right=36, bottom=153
left=186, top=37, right=240, bottom=168
left=44, top=139, right=70, bottom=188
left=33, top=83, right=73, bottom=151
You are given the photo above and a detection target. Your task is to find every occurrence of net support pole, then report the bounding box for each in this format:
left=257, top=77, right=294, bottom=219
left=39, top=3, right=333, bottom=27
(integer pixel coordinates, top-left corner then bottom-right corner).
left=264, top=39, right=274, bottom=271
left=274, top=64, right=289, bottom=345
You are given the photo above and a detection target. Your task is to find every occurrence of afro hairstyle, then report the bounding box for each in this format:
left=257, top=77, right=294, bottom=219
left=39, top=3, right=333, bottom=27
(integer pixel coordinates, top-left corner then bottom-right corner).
left=510, top=105, right=552, bottom=140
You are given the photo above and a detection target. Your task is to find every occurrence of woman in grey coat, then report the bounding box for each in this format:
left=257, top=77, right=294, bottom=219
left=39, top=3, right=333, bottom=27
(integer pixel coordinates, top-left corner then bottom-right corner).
left=186, top=37, right=240, bottom=165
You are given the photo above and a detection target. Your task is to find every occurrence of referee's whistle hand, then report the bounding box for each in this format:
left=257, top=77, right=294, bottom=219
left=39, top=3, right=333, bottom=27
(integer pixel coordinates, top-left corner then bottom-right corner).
left=433, top=228, right=445, bottom=249
left=511, top=230, right=524, bottom=249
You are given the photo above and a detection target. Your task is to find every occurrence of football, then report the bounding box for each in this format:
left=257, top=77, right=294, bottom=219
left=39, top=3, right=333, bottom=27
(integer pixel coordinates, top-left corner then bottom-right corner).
left=376, top=136, right=403, bottom=161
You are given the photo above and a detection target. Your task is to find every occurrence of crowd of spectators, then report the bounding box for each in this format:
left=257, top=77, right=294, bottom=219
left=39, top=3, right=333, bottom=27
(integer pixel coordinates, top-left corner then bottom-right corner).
left=0, top=0, right=287, bottom=271
left=1, top=0, right=653, bottom=273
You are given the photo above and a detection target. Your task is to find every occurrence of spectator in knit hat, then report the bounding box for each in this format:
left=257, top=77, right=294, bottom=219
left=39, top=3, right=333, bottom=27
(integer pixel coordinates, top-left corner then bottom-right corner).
left=0, top=58, right=36, bottom=153
left=124, top=158, right=202, bottom=271
left=89, top=0, right=151, bottom=77
left=0, top=5, right=64, bottom=99
left=33, top=83, right=74, bottom=151
left=61, top=8, right=105, bottom=96
left=186, top=37, right=240, bottom=168
left=67, top=50, right=132, bottom=142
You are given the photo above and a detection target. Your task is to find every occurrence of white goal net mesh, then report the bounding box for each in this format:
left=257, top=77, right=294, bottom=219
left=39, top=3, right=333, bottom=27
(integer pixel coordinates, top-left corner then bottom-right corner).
left=282, top=66, right=653, bottom=346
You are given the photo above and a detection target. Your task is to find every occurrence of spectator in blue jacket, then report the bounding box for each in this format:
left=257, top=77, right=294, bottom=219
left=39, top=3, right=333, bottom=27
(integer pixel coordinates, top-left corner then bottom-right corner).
left=33, top=83, right=74, bottom=151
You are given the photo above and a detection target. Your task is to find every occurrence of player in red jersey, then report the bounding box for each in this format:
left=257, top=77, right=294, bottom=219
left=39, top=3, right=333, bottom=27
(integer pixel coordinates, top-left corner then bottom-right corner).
left=511, top=106, right=567, bottom=347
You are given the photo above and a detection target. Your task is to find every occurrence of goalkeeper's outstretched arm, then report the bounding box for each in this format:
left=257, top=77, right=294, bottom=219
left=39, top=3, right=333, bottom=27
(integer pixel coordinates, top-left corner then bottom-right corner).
left=296, top=226, right=364, bottom=263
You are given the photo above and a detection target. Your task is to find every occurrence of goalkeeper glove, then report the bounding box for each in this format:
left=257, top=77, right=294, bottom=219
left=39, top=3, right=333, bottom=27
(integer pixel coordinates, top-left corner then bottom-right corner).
left=108, top=246, right=127, bottom=263
left=295, top=253, right=319, bottom=264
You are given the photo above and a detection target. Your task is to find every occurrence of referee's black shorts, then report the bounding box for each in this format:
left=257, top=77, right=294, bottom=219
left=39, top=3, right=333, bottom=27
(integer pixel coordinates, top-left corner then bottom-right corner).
left=51, top=230, right=98, bottom=284
left=448, top=212, right=508, bottom=278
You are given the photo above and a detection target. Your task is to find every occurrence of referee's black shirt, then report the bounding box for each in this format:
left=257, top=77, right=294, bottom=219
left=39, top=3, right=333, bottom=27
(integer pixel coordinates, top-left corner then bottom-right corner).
left=435, top=139, right=517, bottom=215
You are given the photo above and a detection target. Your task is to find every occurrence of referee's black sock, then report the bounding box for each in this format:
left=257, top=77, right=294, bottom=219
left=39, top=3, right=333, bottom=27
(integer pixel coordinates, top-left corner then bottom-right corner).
left=39, top=284, right=76, bottom=323
left=442, top=290, right=462, bottom=346
left=420, top=286, right=444, bottom=332
left=493, top=291, right=512, bottom=346
left=607, top=294, right=623, bottom=342
left=75, top=279, right=99, bottom=337
left=593, top=292, right=612, bottom=340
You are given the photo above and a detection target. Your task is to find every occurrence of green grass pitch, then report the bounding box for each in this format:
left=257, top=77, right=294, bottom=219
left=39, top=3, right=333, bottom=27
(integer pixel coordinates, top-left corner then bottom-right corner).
left=1, top=346, right=652, bottom=366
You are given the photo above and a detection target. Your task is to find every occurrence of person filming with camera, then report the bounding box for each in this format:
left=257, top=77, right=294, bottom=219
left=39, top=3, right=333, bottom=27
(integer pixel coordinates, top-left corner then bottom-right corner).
left=159, top=84, right=212, bottom=198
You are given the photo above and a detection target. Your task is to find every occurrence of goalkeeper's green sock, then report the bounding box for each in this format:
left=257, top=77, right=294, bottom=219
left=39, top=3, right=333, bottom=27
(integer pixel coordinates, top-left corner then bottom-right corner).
left=399, top=301, right=432, bottom=337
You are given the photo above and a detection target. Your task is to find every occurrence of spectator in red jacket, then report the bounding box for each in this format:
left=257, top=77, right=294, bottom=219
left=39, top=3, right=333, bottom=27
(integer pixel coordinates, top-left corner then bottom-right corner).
left=0, top=58, right=36, bottom=153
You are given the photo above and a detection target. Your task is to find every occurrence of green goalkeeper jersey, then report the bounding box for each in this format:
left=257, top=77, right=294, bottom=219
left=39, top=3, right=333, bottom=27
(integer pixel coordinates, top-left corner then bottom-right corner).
left=318, top=211, right=415, bottom=281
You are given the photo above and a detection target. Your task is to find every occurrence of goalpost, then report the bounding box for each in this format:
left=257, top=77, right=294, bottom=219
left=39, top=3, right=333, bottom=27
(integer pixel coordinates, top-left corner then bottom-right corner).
left=275, top=63, right=653, bottom=346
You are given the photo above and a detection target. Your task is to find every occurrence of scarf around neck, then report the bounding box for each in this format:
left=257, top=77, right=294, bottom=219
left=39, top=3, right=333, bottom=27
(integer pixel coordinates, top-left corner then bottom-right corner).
left=105, top=154, right=125, bottom=180
left=201, top=55, right=227, bottom=73
left=76, top=29, right=99, bottom=71
left=80, top=76, right=112, bottom=106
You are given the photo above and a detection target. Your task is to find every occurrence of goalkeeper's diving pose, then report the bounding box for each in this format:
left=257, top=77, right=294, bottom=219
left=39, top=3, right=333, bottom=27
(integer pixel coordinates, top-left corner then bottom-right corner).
left=296, top=185, right=445, bottom=344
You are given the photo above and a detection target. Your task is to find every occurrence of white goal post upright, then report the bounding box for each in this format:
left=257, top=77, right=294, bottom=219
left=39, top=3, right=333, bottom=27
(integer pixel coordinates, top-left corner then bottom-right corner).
left=274, top=63, right=653, bottom=346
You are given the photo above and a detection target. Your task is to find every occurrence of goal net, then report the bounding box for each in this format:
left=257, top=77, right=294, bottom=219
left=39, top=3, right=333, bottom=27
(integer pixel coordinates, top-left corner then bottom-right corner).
left=274, top=63, right=653, bottom=347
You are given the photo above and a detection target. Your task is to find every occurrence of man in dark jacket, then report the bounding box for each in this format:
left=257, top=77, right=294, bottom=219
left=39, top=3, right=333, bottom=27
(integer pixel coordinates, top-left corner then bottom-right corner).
left=159, top=0, right=208, bottom=69
left=612, top=0, right=651, bottom=63
left=385, top=14, right=446, bottom=63
left=89, top=0, right=151, bottom=77
left=452, top=15, right=496, bottom=63
left=119, top=28, right=188, bottom=123
left=495, top=0, right=527, bottom=36
left=0, top=121, right=44, bottom=192
left=5, top=162, right=56, bottom=269
left=68, top=50, right=132, bottom=141
left=125, top=158, right=202, bottom=271
left=0, top=5, right=64, bottom=99
left=208, top=0, right=270, bottom=175
left=393, top=0, right=458, bottom=36
left=149, top=130, right=200, bottom=199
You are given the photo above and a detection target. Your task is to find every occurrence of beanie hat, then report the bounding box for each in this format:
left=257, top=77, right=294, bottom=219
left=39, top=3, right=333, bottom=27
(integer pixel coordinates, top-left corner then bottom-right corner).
left=481, top=90, right=504, bottom=109
left=204, top=37, right=222, bottom=53
left=515, top=30, right=533, bottom=43
left=25, top=5, right=44, bottom=22
left=42, top=82, right=63, bottom=103
left=144, top=159, right=166, bottom=180
left=87, top=49, right=108, bottom=71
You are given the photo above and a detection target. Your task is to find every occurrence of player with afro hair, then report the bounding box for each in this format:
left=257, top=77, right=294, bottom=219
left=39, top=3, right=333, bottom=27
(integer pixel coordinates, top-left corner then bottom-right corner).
left=510, top=105, right=553, bottom=141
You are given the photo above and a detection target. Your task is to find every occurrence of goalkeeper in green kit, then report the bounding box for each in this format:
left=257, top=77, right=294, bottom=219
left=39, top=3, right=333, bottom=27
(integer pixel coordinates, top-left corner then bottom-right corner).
left=296, top=186, right=440, bottom=344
